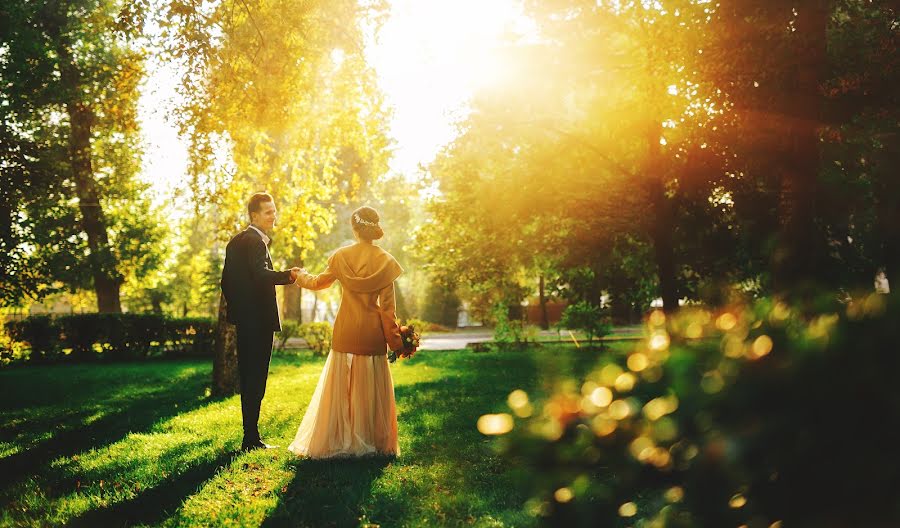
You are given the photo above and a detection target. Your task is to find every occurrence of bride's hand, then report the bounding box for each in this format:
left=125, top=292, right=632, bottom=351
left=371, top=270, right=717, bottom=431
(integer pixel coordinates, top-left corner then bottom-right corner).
left=293, top=268, right=308, bottom=287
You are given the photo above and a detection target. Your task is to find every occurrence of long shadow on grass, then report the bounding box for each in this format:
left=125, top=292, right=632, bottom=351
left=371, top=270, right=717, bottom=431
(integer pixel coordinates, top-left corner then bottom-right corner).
left=65, top=444, right=240, bottom=527
left=0, top=362, right=214, bottom=497
left=261, top=456, right=392, bottom=528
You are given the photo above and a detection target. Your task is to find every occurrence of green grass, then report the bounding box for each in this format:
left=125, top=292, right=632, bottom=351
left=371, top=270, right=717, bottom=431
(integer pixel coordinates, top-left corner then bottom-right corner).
left=0, top=344, right=631, bottom=527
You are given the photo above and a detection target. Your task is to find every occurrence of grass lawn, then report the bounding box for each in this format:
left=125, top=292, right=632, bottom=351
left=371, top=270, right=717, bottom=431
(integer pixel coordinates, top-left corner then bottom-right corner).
left=0, top=343, right=630, bottom=527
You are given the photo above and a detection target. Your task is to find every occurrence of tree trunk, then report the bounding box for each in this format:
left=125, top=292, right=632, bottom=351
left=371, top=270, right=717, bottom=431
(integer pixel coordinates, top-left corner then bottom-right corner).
left=311, top=292, right=319, bottom=322
left=650, top=188, right=679, bottom=313
left=609, top=289, right=631, bottom=325
left=212, top=293, right=239, bottom=396
left=394, top=283, right=409, bottom=321
left=772, top=0, right=828, bottom=293
left=283, top=282, right=302, bottom=322
left=151, top=295, right=163, bottom=315
left=47, top=2, right=122, bottom=313
left=538, top=274, right=550, bottom=330
left=646, top=120, right=679, bottom=313
left=876, top=173, right=900, bottom=295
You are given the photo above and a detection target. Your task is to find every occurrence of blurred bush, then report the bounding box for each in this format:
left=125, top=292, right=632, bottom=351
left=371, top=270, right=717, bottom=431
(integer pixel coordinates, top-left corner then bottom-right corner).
left=0, top=320, right=28, bottom=366
left=276, top=320, right=302, bottom=352
left=298, top=321, right=332, bottom=356
left=481, top=293, right=900, bottom=527
left=403, top=318, right=452, bottom=336
left=3, top=314, right=214, bottom=365
left=558, top=301, right=612, bottom=348
left=492, top=303, right=541, bottom=349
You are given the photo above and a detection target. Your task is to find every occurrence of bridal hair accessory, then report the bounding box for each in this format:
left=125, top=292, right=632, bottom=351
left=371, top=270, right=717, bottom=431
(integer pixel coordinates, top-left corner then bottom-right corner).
left=353, top=213, right=379, bottom=228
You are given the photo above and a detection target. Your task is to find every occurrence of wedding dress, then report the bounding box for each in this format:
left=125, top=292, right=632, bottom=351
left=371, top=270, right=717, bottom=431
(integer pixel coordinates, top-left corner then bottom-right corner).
left=288, top=241, right=403, bottom=458
left=288, top=350, right=399, bottom=458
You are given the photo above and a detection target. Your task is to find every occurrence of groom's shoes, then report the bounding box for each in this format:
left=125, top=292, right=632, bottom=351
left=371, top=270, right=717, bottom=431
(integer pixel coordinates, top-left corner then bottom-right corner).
left=241, top=440, right=278, bottom=452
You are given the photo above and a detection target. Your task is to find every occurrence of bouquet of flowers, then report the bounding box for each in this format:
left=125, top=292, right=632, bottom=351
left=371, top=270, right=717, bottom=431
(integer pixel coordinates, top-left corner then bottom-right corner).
left=388, top=324, right=420, bottom=363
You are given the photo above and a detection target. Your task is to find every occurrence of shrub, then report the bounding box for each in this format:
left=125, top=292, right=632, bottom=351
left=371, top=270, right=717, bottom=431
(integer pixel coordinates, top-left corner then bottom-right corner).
left=6, top=315, right=61, bottom=362
left=491, top=303, right=541, bottom=349
left=276, top=320, right=302, bottom=352
left=488, top=294, right=900, bottom=526
left=166, top=317, right=215, bottom=357
left=0, top=321, right=28, bottom=366
left=1, top=314, right=215, bottom=365
left=403, top=318, right=451, bottom=336
left=298, top=321, right=332, bottom=356
left=558, top=301, right=612, bottom=348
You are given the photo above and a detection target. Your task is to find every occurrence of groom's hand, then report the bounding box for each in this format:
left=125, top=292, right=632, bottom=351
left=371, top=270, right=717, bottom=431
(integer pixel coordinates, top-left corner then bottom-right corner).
left=289, top=267, right=301, bottom=283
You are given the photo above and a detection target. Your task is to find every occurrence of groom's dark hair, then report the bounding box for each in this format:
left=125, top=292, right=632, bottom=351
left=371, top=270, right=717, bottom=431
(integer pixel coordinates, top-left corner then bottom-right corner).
left=247, top=192, right=274, bottom=219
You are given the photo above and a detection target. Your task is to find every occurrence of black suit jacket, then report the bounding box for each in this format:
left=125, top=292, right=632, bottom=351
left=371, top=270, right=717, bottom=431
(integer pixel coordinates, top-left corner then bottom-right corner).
left=221, top=228, right=294, bottom=331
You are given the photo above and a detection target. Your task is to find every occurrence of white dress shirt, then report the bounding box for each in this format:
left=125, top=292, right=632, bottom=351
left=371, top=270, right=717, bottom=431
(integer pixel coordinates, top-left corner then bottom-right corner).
left=248, top=224, right=270, bottom=246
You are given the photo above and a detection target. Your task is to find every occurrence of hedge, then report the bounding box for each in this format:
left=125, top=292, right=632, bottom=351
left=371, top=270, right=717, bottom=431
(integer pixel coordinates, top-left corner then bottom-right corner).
left=2, top=314, right=215, bottom=365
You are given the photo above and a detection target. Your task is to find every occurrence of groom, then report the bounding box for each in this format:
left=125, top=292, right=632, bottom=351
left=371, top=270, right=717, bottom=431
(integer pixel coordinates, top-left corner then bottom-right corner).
left=221, top=192, right=300, bottom=451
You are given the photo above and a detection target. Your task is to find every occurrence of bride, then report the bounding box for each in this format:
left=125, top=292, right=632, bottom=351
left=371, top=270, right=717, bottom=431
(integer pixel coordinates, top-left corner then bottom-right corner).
left=288, top=206, right=403, bottom=458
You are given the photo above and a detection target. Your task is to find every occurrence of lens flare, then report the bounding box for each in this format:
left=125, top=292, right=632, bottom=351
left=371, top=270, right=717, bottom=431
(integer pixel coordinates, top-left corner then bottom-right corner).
left=627, top=353, right=649, bottom=372
left=630, top=435, right=655, bottom=460
left=554, top=487, right=574, bottom=503
left=609, top=399, right=632, bottom=420
left=590, top=386, right=613, bottom=407
left=665, top=486, right=684, bottom=503
left=748, top=335, right=773, bottom=359
left=716, top=313, right=737, bottom=331
left=477, top=413, right=514, bottom=435
left=685, top=322, right=703, bottom=338
left=729, top=493, right=747, bottom=508
left=508, top=389, right=529, bottom=410
left=614, top=373, right=636, bottom=392
left=618, top=502, right=638, bottom=517
left=649, top=332, right=670, bottom=351
left=591, top=416, right=617, bottom=436
left=599, top=364, right=624, bottom=385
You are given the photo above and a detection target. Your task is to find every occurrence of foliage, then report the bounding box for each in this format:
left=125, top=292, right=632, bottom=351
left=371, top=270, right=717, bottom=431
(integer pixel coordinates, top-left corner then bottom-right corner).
left=275, top=320, right=301, bottom=353
left=558, top=301, right=612, bottom=348
left=0, top=0, right=166, bottom=310
left=420, top=281, right=461, bottom=328
left=492, top=302, right=534, bottom=348
left=486, top=293, right=900, bottom=526
left=0, top=320, right=28, bottom=366
left=402, top=318, right=451, bottom=336
left=418, top=0, right=900, bottom=315
left=416, top=0, right=728, bottom=314
left=4, top=314, right=214, bottom=364
left=161, top=0, right=393, bottom=268
left=124, top=211, right=223, bottom=317
left=297, top=321, right=333, bottom=356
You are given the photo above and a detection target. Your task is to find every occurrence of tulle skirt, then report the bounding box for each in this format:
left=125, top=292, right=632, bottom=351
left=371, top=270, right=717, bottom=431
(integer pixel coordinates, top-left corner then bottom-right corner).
left=288, top=350, right=399, bottom=459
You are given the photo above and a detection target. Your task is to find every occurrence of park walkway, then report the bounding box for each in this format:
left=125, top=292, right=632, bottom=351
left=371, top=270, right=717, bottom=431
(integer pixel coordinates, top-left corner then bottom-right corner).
left=283, top=325, right=644, bottom=351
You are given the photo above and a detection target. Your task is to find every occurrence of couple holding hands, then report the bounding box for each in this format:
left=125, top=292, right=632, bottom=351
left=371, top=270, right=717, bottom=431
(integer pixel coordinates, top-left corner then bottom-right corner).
left=221, top=192, right=407, bottom=458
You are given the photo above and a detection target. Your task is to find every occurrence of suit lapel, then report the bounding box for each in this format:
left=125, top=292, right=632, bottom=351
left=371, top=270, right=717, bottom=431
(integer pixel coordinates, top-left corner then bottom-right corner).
left=246, top=227, right=273, bottom=269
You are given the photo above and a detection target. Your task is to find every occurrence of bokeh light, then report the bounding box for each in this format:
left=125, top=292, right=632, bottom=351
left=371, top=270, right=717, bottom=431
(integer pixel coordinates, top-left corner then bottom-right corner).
left=716, top=313, right=737, bottom=331
left=618, top=502, right=638, bottom=517
left=477, top=413, right=514, bottom=435
left=554, top=487, right=573, bottom=503
left=614, top=373, right=637, bottom=392
left=748, top=335, right=773, bottom=359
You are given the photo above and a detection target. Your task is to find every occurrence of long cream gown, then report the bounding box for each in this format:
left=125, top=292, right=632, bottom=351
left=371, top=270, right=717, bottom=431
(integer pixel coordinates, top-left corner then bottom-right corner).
left=288, top=242, right=403, bottom=458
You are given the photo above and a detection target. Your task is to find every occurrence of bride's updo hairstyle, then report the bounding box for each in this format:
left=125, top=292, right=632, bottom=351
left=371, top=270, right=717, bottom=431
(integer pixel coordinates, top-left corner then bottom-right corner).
left=351, top=206, right=384, bottom=241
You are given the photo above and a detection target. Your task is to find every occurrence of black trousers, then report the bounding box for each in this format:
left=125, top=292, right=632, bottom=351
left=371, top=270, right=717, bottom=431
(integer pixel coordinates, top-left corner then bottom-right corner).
left=236, top=323, right=274, bottom=444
